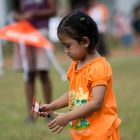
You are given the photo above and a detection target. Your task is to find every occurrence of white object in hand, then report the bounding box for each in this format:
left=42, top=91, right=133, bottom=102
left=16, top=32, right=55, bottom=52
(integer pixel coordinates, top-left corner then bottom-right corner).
left=34, top=102, right=40, bottom=113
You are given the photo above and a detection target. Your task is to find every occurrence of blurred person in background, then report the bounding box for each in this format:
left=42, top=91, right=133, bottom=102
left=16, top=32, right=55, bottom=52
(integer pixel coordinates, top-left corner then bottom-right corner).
left=69, top=0, right=109, bottom=57
left=87, top=0, right=110, bottom=57
left=69, top=0, right=89, bottom=11
left=132, top=2, right=140, bottom=53
left=13, top=0, right=56, bottom=123
left=113, top=11, right=133, bottom=47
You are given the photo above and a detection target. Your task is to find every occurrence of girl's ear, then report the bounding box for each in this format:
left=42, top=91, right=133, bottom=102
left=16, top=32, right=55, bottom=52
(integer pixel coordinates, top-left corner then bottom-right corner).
left=80, top=36, right=90, bottom=48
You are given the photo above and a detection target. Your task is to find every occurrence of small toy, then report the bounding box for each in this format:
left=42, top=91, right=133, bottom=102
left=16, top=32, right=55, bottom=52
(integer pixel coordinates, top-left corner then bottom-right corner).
left=31, top=96, right=58, bottom=120
left=31, top=96, right=41, bottom=118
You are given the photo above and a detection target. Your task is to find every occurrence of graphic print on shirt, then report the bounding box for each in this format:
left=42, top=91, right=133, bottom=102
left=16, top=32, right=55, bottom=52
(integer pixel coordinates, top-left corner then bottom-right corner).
left=68, top=87, right=90, bottom=129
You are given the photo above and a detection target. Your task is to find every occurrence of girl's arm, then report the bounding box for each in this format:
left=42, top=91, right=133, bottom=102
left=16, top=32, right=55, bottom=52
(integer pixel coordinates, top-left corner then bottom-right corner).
left=67, top=85, right=106, bottom=121
left=39, top=92, right=69, bottom=114
left=49, top=92, right=69, bottom=110
left=47, top=85, right=106, bottom=133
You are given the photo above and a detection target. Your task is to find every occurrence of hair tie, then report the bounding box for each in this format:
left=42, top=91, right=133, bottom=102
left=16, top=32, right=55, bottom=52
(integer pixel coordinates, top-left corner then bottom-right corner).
left=80, top=17, right=85, bottom=22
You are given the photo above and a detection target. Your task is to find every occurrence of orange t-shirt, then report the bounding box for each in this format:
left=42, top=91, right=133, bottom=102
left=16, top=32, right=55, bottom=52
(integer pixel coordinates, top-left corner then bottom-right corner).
left=67, top=57, right=121, bottom=140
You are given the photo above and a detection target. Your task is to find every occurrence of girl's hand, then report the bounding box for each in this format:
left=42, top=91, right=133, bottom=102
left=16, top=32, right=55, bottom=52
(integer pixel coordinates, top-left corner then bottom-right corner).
left=39, top=104, right=53, bottom=117
left=48, top=113, right=70, bottom=133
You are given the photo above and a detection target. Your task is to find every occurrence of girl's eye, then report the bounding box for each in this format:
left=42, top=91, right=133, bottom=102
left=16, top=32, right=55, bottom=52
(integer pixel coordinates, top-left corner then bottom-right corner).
left=65, top=45, right=70, bottom=48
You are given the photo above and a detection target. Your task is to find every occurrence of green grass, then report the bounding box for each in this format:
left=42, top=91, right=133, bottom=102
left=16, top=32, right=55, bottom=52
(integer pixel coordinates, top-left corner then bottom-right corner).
left=0, top=52, right=140, bottom=140
left=110, top=56, right=140, bottom=140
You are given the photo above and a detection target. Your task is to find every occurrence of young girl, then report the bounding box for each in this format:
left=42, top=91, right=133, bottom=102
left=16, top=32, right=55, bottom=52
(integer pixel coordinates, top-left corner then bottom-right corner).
left=39, top=11, right=121, bottom=140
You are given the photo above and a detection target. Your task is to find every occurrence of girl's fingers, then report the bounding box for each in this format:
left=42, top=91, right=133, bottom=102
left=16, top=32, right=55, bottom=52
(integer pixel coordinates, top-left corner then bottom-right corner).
left=48, top=123, right=57, bottom=129
left=42, top=112, right=47, bottom=117
left=39, top=112, right=48, bottom=117
left=57, top=126, right=64, bottom=133
left=39, top=104, right=48, bottom=111
left=39, top=106, right=46, bottom=111
left=38, top=112, right=43, bottom=116
left=48, top=120, right=57, bottom=129
left=51, top=125, right=64, bottom=133
left=52, top=125, right=60, bottom=132
left=48, top=119, right=55, bottom=126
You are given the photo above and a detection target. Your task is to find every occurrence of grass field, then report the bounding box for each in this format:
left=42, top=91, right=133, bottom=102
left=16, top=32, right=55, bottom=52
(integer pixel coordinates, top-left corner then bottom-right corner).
left=0, top=51, right=140, bottom=140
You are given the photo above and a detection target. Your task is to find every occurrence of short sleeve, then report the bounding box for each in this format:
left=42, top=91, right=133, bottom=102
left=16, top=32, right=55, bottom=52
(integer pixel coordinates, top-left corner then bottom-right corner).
left=88, top=61, right=112, bottom=87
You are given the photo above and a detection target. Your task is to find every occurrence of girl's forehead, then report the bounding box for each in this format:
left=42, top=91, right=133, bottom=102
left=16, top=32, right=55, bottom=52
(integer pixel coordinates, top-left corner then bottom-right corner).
left=58, top=33, right=71, bottom=41
left=58, top=33, right=78, bottom=45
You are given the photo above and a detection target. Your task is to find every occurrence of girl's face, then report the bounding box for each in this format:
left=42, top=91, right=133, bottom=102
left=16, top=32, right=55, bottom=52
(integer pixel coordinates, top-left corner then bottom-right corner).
left=58, top=33, right=89, bottom=61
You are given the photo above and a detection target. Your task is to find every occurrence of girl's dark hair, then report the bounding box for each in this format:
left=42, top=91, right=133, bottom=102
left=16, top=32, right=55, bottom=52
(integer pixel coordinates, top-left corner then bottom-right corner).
left=57, top=11, right=99, bottom=53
